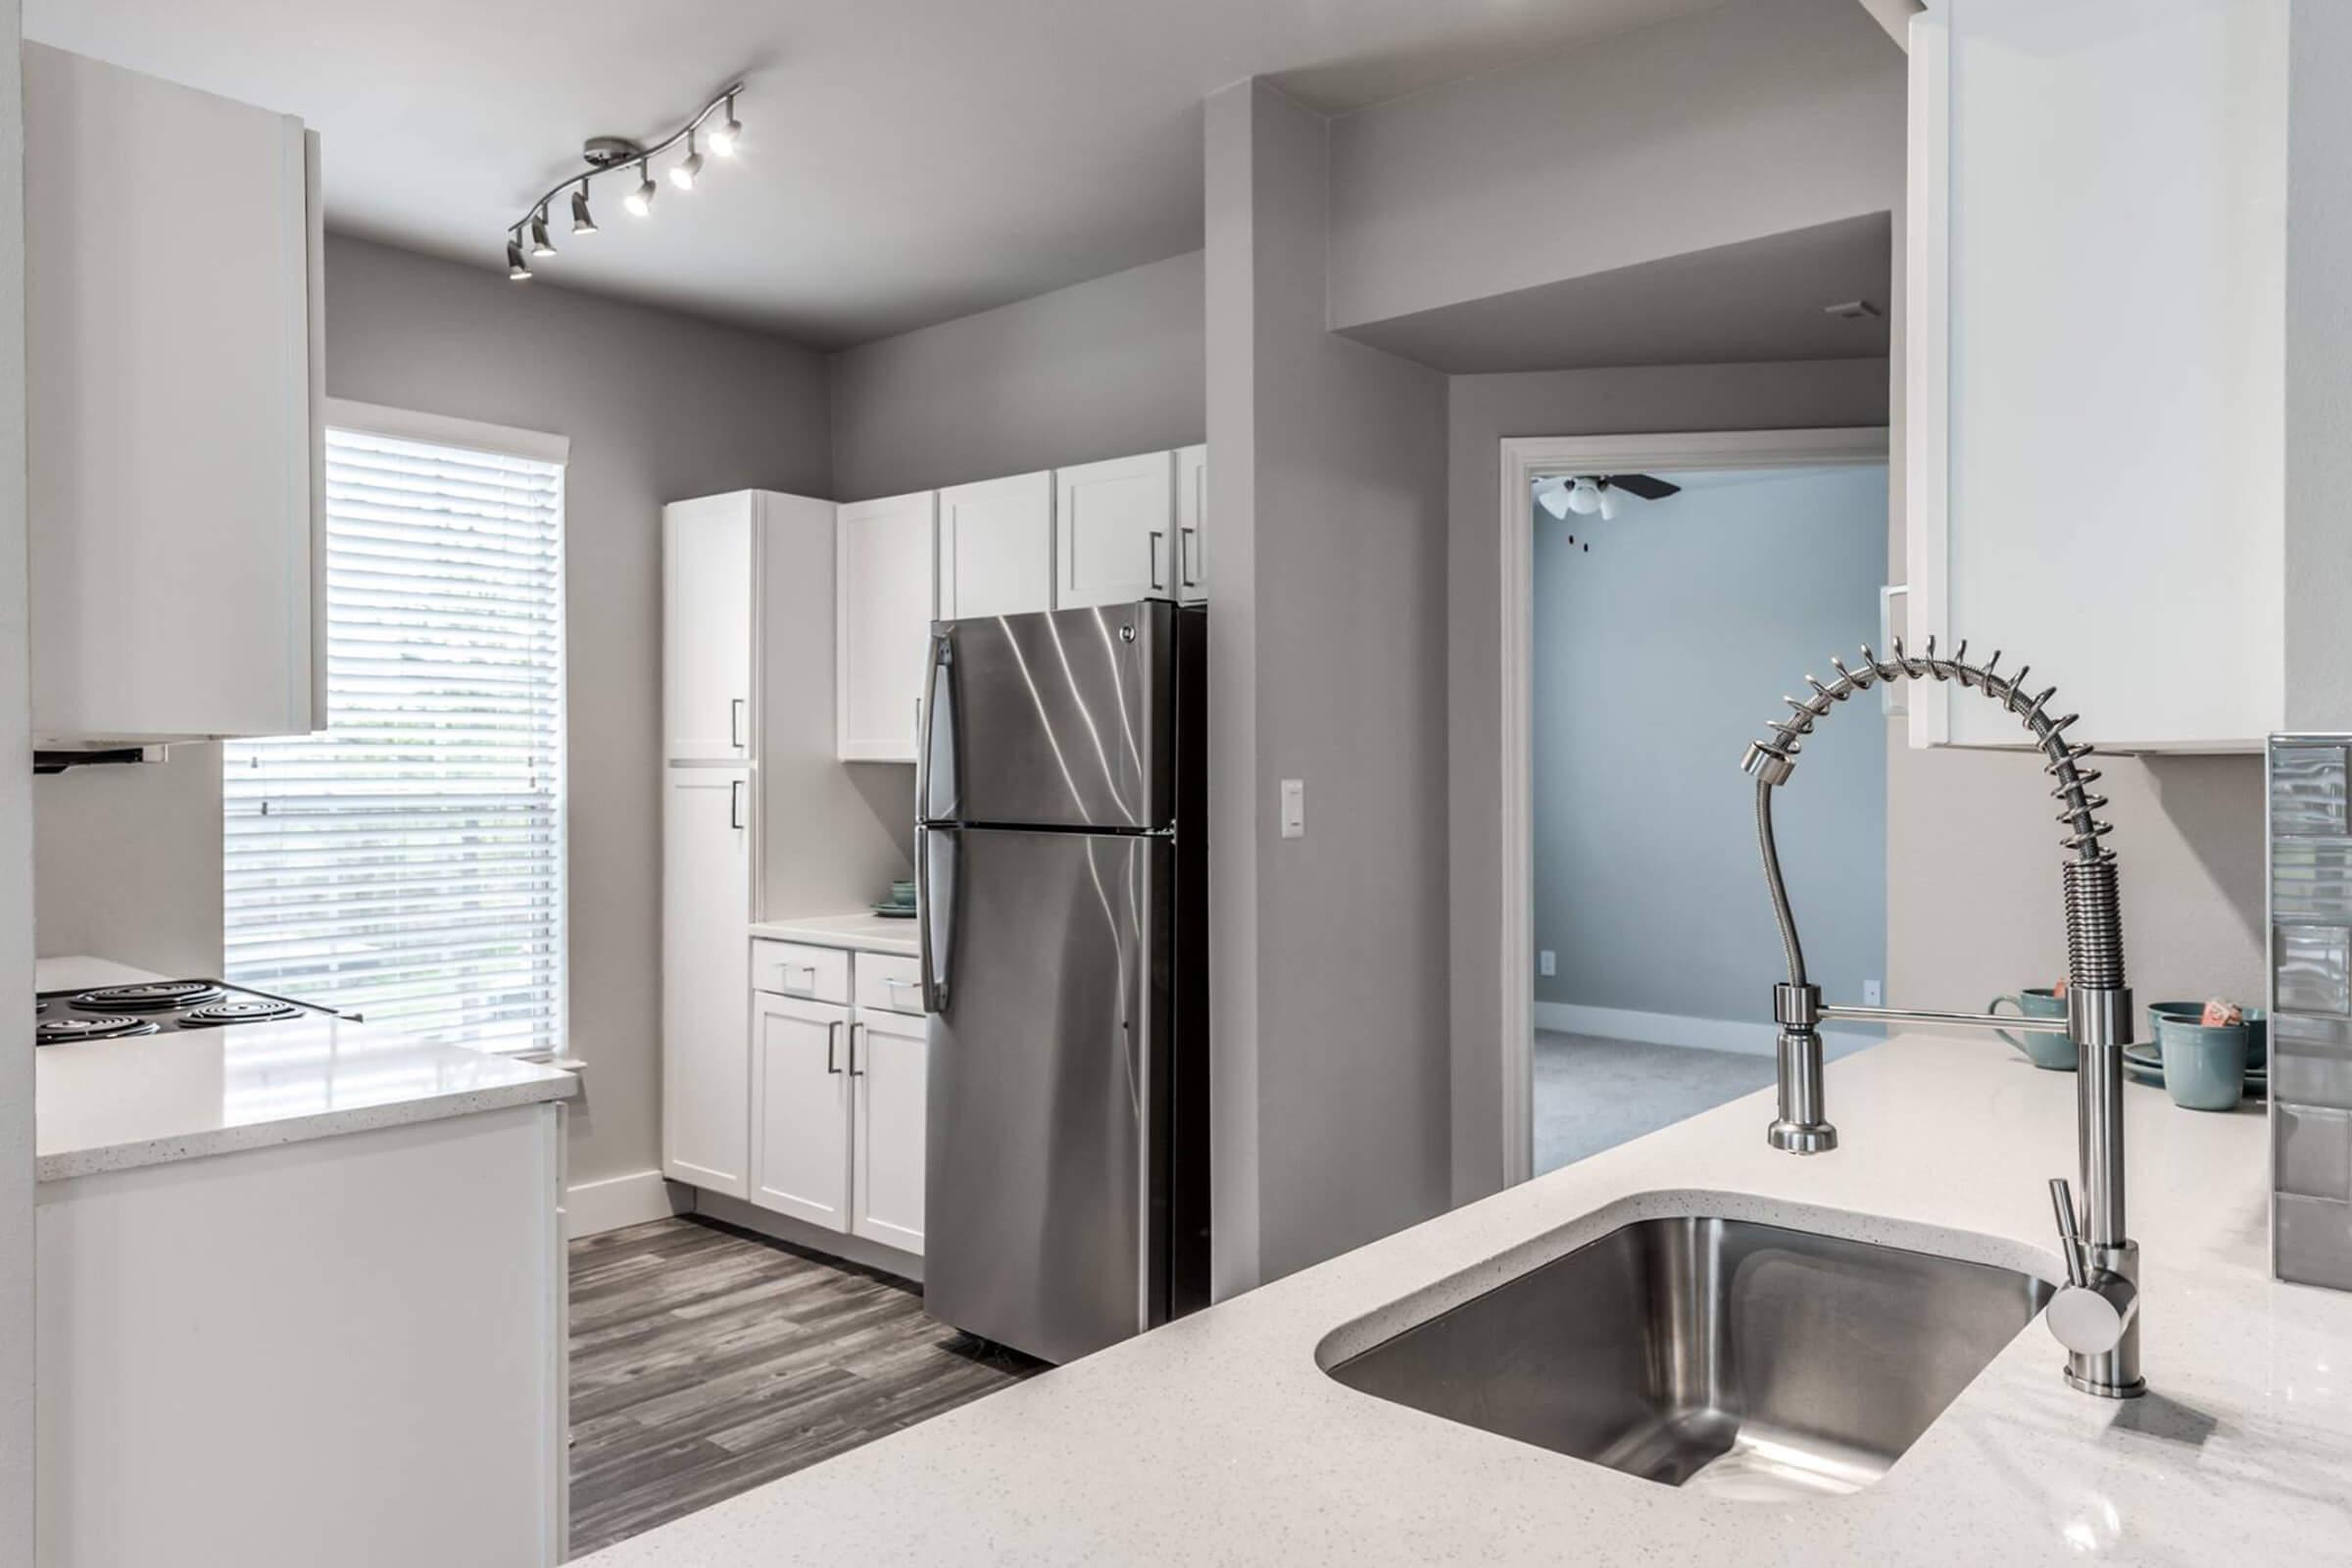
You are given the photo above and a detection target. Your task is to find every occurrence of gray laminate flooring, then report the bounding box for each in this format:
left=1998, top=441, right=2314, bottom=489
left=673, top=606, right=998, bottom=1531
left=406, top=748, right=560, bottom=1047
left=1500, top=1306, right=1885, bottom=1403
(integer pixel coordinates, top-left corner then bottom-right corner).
left=1534, top=1031, right=1781, bottom=1175
left=567, top=1215, right=1041, bottom=1557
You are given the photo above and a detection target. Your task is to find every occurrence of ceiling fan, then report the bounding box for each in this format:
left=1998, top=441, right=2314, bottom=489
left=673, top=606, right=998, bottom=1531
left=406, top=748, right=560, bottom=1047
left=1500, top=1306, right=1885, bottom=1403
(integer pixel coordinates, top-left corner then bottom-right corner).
left=1533, top=472, right=1682, bottom=523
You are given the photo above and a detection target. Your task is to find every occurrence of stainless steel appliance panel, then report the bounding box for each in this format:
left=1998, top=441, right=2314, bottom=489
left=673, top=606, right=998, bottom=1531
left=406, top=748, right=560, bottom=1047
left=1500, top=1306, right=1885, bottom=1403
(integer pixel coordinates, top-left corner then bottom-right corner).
left=921, top=600, right=1173, bottom=831
left=921, top=823, right=1170, bottom=1363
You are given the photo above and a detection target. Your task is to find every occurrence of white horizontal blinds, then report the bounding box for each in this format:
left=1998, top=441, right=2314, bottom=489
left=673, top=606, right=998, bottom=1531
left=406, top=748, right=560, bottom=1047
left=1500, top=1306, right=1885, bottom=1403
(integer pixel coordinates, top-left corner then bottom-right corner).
left=223, top=425, right=567, bottom=1054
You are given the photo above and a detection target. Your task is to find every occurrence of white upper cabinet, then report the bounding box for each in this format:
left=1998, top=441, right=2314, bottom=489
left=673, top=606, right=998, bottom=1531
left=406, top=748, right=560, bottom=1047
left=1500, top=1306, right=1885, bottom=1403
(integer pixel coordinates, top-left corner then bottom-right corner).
left=939, top=470, right=1054, bottom=620
left=662, top=767, right=754, bottom=1199
left=1175, top=444, right=1208, bottom=605
left=664, top=494, right=756, bottom=761
left=25, top=44, right=323, bottom=747
left=1907, top=1, right=2286, bottom=752
left=837, top=491, right=936, bottom=762
left=1055, top=451, right=1177, bottom=610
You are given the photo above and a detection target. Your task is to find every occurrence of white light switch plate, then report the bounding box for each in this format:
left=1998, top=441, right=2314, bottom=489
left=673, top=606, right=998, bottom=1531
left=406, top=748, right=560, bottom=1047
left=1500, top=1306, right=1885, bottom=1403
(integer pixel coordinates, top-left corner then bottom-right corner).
left=1539, top=950, right=1556, bottom=977
left=1863, top=978, right=1884, bottom=1006
left=1279, top=779, right=1304, bottom=839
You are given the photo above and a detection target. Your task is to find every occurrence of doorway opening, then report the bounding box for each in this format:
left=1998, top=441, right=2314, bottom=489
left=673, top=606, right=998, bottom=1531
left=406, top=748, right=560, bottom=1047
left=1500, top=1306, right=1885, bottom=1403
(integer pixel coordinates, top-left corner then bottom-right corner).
left=1494, top=430, right=1890, bottom=1181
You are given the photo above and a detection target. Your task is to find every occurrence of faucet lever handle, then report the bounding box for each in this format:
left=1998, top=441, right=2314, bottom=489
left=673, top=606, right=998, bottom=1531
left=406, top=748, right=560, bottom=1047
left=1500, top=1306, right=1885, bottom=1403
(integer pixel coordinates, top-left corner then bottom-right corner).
left=2048, top=1177, right=2089, bottom=1287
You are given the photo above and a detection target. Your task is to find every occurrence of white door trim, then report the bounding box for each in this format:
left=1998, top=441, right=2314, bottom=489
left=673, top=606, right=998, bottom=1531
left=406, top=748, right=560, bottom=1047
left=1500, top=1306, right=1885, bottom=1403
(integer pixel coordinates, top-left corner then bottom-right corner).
left=1494, top=426, right=1891, bottom=1190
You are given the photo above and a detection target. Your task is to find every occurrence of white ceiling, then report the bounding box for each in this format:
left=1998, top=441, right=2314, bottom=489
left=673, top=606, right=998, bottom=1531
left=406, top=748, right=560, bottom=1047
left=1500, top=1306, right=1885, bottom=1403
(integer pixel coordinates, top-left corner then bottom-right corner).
left=25, top=0, right=1730, bottom=349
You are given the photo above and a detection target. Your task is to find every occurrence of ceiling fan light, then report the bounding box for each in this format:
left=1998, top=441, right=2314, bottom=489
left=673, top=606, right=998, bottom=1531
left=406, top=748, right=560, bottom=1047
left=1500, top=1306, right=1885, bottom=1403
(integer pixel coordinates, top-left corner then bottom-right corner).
left=1564, top=477, right=1603, bottom=516
left=1535, top=479, right=1571, bottom=521
left=1598, top=487, right=1620, bottom=522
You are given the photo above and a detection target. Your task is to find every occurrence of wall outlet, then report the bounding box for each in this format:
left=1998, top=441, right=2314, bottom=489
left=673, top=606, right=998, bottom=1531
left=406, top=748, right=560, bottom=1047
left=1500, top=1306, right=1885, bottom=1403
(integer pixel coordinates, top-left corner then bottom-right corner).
left=1539, top=950, right=1557, bottom=978
left=1862, top=978, right=1884, bottom=1006
left=1279, top=778, right=1304, bottom=839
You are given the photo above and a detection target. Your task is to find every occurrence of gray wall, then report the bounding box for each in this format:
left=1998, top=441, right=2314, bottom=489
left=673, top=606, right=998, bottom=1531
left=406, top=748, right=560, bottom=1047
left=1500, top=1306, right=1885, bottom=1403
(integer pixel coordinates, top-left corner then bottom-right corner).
left=1205, top=80, right=1451, bottom=1292
left=1534, top=466, right=1888, bottom=1020
left=1447, top=360, right=1892, bottom=1200
left=1323, top=0, right=1904, bottom=332
left=0, top=0, right=31, bottom=1540
left=30, top=234, right=834, bottom=1193
left=829, top=250, right=1203, bottom=502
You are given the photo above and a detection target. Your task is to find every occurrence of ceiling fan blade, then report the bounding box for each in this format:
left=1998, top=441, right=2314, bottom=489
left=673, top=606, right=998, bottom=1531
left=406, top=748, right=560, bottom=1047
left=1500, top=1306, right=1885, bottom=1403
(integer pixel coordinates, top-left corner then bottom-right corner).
left=1604, top=473, right=1681, bottom=501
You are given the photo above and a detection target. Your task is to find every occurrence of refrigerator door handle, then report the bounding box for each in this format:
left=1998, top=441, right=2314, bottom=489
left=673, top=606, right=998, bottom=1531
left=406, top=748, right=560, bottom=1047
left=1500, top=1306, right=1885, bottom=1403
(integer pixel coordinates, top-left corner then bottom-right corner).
left=919, top=628, right=954, bottom=820
left=918, top=825, right=954, bottom=1013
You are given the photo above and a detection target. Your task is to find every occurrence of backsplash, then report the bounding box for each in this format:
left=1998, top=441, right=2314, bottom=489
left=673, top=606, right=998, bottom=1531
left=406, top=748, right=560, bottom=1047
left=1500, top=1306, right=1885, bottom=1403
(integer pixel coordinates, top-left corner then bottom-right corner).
left=2269, top=737, right=2352, bottom=1291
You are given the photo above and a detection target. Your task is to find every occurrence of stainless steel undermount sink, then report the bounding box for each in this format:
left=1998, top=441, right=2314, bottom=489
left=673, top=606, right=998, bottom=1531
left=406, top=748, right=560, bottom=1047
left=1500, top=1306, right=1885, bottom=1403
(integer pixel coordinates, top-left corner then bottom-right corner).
left=1326, top=1215, right=2053, bottom=1501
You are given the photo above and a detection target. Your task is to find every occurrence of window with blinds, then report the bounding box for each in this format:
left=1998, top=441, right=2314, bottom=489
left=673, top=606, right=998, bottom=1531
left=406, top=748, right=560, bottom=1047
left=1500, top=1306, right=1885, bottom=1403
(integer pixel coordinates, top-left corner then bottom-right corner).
left=223, top=421, right=567, bottom=1054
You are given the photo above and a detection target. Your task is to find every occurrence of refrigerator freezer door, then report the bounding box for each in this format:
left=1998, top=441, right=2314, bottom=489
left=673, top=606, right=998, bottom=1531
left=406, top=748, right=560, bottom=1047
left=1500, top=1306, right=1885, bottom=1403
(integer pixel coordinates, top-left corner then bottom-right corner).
left=920, top=600, right=1173, bottom=831
left=922, top=824, right=1170, bottom=1364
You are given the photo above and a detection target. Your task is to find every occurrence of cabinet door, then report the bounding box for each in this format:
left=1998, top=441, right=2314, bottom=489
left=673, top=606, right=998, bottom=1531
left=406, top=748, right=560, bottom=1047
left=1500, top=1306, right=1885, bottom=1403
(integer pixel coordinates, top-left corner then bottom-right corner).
left=837, top=491, right=937, bottom=762
left=1175, top=445, right=1207, bottom=604
left=851, top=1007, right=928, bottom=1254
left=26, top=44, right=321, bottom=744
left=1908, top=1, right=2286, bottom=751
left=751, top=994, right=853, bottom=1231
left=1055, top=452, right=1176, bottom=610
left=662, top=768, right=753, bottom=1197
left=939, top=470, right=1054, bottom=620
left=663, top=494, right=755, bottom=761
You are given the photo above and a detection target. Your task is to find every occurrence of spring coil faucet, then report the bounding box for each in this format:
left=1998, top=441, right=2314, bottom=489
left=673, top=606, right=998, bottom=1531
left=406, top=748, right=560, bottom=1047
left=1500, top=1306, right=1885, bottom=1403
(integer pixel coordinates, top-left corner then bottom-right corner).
left=1742, top=635, right=2144, bottom=1398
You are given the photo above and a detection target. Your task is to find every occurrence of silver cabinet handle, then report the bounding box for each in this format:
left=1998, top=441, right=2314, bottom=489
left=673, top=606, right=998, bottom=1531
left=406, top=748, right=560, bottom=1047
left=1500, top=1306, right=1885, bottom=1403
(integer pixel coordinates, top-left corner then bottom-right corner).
left=1148, top=528, right=1166, bottom=592
left=730, top=697, right=746, bottom=750
left=848, top=1020, right=866, bottom=1078
left=825, top=1018, right=843, bottom=1075
left=729, top=778, right=746, bottom=830
left=1179, top=525, right=1199, bottom=589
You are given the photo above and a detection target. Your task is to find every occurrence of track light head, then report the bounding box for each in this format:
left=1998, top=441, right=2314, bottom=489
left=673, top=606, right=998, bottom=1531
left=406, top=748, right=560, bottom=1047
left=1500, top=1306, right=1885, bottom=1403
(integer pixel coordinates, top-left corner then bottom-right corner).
left=570, top=183, right=597, bottom=235
left=710, top=95, right=741, bottom=157
left=624, top=160, right=656, bottom=217
left=506, top=236, right=532, bottom=281
left=669, top=131, right=703, bottom=191
left=529, top=207, right=557, bottom=257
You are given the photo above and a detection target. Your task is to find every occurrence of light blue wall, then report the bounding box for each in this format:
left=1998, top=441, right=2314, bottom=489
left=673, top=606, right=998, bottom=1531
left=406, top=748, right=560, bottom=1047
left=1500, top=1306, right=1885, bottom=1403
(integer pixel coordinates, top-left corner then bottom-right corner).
left=1533, top=465, right=1887, bottom=1022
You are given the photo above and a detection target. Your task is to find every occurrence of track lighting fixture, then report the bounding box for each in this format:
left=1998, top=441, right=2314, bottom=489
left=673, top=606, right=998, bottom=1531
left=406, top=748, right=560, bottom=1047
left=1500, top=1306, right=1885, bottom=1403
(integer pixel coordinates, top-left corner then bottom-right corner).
left=669, top=130, right=703, bottom=190
left=502, top=81, right=744, bottom=277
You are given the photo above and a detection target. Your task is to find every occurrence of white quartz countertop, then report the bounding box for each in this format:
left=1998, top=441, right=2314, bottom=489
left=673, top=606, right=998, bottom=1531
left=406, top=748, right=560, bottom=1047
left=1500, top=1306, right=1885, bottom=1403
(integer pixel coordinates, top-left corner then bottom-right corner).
left=749, top=911, right=919, bottom=958
left=580, top=1030, right=2352, bottom=1566
left=35, top=956, right=576, bottom=1182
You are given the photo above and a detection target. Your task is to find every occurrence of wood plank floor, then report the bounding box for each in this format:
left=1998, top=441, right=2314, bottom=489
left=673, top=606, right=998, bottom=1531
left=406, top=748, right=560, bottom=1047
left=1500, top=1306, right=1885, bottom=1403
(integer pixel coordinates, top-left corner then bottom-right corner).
left=567, top=1216, right=1041, bottom=1557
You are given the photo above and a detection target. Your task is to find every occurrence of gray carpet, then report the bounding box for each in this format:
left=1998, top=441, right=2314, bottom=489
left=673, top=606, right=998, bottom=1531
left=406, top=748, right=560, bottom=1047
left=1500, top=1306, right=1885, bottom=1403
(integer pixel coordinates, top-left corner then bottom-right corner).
left=1534, top=1030, right=1780, bottom=1175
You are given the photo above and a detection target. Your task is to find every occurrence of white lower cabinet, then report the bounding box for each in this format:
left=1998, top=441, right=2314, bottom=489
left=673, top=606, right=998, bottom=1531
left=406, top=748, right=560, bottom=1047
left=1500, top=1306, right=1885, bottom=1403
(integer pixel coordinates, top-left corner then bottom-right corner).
left=851, top=1007, right=928, bottom=1252
left=751, top=994, right=853, bottom=1229
left=742, top=948, right=928, bottom=1258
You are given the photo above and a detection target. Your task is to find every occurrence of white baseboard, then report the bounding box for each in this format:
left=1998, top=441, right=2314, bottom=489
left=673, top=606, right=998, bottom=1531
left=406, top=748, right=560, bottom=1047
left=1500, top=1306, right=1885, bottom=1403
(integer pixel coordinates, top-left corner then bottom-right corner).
left=692, top=1190, right=925, bottom=1285
left=1533, top=1001, right=1878, bottom=1059
left=564, top=1169, right=686, bottom=1239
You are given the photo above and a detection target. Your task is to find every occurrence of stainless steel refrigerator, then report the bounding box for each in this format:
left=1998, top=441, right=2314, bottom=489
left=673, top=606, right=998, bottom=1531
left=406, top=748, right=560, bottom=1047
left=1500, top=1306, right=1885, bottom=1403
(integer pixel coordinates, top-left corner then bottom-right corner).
left=915, top=599, right=1209, bottom=1364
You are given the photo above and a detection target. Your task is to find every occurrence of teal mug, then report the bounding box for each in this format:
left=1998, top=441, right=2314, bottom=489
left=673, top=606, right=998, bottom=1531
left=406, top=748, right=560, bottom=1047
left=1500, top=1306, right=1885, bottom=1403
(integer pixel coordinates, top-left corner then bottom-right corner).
left=1990, top=989, right=2077, bottom=1071
left=2155, top=1015, right=2248, bottom=1111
